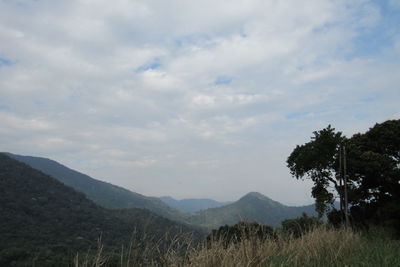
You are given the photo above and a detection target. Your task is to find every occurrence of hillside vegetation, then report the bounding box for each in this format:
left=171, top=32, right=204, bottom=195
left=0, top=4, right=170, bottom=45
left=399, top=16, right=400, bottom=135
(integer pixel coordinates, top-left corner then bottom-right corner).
left=5, top=152, right=189, bottom=223
left=186, top=192, right=317, bottom=229
left=8, top=153, right=320, bottom=229
left=0, top=153, right=202, bottom=266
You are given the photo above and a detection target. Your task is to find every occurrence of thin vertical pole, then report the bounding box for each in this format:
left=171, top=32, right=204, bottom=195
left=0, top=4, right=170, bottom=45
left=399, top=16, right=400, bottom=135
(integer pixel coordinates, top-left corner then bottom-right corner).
left=343, top=144, right=349, bottom=227
left=339, top=145, right=343, bottom=213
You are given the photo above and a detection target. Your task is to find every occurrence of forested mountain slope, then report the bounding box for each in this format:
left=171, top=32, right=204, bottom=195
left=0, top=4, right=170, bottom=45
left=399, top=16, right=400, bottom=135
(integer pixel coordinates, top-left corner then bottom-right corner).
left=5, top=152, right=188, bottom=223
left=0, top=153, right=201, bottom=266
left=5, top=153, right=319, bottom=231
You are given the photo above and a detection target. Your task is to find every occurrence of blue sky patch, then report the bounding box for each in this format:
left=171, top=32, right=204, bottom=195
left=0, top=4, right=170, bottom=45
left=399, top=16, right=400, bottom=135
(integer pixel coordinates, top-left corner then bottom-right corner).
left=347, top=1, right=400, bottom=59
left=0, top=104, right=10, bottom=110
left=214, top=76, right=232, bottom=86
left=360, top=96, right=378, bottom=103
left=286, top=111, right=311, bottom=119
left=34, top=100, right=45, bottom=106
left=0, top=57, right=14, bottom=67
left=136, top=60, right=161, bottom=72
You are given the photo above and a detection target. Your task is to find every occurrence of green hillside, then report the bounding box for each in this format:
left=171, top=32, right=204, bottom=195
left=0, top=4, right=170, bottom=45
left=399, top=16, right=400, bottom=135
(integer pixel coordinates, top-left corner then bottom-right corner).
left=187, top=192, right=318, bottom=229
left=5, top=153, right=189, bottom=223
left=5, top=153, right=319, bottom=231
left=0, top=153, right=202, bottom=266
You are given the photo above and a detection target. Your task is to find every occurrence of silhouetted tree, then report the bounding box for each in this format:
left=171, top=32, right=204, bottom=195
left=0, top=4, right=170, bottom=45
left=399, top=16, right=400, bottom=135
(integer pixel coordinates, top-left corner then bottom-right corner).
left=287, top=120, right=400, bottom=233
left=346, top=120, right=400, bottom=233
left=287, top=125, right=345, bottom=217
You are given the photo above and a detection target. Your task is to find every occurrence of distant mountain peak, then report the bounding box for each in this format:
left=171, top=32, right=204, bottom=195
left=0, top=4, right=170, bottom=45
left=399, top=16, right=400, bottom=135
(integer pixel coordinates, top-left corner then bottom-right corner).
left=160, top=196, right=232, bottom=213
left=246, top=192, right=266, bottom=198
left=189, top=191, right=317, bottom=229
left=240, top=192, right=272, bottom=201
left=160, top=196, right=175, bottom=201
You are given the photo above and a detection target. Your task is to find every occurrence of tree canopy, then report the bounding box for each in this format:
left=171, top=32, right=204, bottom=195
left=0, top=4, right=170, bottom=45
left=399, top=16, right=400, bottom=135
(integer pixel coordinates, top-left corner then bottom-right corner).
left=287, top=125, right=344, bottom=216
left=346, top=120, right=400, bottom=231
left=287, top=119, right=400, bottom=232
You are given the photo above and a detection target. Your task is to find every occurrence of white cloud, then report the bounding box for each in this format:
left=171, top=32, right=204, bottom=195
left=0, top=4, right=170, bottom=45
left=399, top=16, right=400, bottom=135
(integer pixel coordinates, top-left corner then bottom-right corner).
left=0, top=0, right=399, bottom=204
left=0, top=112, right=53, bottom=132
left=132, top=159, right=157, bottom=168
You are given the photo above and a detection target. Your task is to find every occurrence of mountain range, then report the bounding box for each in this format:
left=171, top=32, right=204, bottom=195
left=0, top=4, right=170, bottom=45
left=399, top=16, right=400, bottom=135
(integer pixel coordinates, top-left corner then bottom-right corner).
left=4, top=152, right=318, bottom=229
left=160, top=196, right=232, bottom=213
left=186, top=192, right=317, bottom=229
left=0, top=153, right=201, bottom=266
left=5, top=152, right=188, bottom=223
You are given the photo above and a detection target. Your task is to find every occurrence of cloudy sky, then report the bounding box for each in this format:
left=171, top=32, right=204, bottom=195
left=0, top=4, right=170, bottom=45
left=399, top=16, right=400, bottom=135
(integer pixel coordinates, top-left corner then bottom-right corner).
left=1, top=0, right=399, bottom=205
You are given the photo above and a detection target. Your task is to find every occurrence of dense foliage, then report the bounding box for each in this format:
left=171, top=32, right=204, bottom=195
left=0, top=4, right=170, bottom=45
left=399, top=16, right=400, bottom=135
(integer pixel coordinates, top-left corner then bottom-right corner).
left=287, top=125, right=344, bottom=216
left=0, top=154, right=202, bottom=266
left=346, top=120, right=400, bottom=232
left=287, top=119, right=400, bottom=233
left=281, top=213, right=323, bottom=237
left=207, top=221, right=276, bottom=248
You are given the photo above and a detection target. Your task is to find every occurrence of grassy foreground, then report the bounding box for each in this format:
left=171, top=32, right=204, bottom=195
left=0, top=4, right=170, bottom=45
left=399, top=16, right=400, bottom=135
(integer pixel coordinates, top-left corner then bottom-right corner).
left=76, top=226, right=400, bottom=267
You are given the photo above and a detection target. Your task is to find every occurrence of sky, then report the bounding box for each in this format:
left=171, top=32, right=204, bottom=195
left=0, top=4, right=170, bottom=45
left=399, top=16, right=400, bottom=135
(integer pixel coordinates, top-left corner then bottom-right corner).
left=0, top=0, right=399, bottom=205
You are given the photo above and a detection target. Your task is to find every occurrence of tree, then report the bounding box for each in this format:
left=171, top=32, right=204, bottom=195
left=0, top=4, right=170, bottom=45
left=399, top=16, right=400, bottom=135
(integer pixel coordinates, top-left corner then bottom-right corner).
left=287, top=120, right=400, bottom=233
left=286, top=125, right=345, bottom=217
left=346, top=119, right=400, bottom=231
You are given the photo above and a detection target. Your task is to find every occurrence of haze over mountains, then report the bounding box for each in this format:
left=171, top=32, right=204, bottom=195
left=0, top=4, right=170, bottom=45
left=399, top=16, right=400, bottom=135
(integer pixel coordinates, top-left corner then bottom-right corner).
left=160, top=196, right=233, bottom=213
left=5, top=152, right=187, bottom=223
left=5, top=152, right=318, bottom=229
left=0, top=153, right=200, bottom=266
left=186, top=192, right=317, bottom=229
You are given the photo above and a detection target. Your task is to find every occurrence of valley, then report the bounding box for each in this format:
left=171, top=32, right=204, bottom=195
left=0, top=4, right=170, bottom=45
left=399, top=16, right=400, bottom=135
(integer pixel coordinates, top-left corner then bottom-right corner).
left=6, top=152, right=318, bottom=230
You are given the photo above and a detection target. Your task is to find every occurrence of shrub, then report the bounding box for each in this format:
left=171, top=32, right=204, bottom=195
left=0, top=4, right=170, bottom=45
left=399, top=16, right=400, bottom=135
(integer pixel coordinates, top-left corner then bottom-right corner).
left=282, top=213, right=323, bottom=237
left=207, top=221, right=276, bottom=248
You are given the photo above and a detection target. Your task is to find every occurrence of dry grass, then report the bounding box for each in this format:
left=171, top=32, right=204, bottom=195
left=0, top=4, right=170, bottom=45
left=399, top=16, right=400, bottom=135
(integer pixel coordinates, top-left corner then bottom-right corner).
left=179, top=227, right=359, bottom=267
left=74, top=226, right=400, bottom=267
